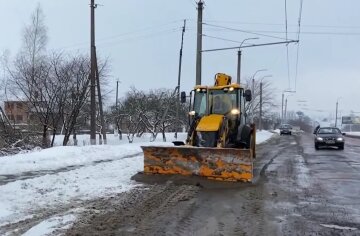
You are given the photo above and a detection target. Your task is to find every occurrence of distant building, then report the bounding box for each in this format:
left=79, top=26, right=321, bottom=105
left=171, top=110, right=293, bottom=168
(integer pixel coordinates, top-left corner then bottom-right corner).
left=4, top=101, right=30, bottom=125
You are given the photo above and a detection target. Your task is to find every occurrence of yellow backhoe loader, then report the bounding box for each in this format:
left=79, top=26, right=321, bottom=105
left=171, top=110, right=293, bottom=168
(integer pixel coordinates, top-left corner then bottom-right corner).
left=141, top=73, right=256, bottom=182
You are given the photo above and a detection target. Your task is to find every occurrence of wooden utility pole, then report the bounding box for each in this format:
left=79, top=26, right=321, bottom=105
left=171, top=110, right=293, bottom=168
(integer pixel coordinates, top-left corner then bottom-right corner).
left=175, top=20, right=186, bottom=139
left=281, top=93, right=284, bottom=123
left=259, top=82, right=263, bottom=130
left=335, top=100, right=339, bottom=128
left=95, top=49, right=107, bottom=144
left=90, top=0, right=97, bottom=145
left=116, top=80, right=119, bottom=109
left=285, top=98, right=288, bottom=122
left=195, top=1, right=203, bottom=85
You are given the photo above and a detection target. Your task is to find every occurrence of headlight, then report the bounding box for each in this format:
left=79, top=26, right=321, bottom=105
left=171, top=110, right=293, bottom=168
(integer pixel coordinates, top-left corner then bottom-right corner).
left=189, top=111, right=195, bottom=116
left=316, top=137, right=323, bottom=141
left=230, top=109, right=240, bottom=115
left=336, top=137, right=344, bottom=141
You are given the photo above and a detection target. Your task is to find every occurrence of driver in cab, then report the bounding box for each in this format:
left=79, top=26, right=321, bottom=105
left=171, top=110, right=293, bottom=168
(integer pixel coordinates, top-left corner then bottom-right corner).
left=212, top=95, right=231, bottom=115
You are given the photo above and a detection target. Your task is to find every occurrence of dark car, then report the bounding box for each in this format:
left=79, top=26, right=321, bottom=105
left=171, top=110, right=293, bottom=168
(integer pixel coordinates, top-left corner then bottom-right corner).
left=314, top=127, right=345, bottom=150
left=279, top=124, right=292, bottom=135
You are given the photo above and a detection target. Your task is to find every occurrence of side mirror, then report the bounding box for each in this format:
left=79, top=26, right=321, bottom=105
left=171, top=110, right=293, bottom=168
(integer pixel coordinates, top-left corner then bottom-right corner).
left=342, top=133, right=346, bottom=136
left=180, top=91, right=186, bottom=103
left=244, top=89, right=252, bottom=102
left=313, top=131, right=317, bottom=134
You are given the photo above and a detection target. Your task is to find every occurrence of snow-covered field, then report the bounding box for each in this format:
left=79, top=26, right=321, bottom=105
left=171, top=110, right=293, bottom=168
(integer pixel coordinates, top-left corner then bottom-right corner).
left=0, top=131, right=274, bottom=235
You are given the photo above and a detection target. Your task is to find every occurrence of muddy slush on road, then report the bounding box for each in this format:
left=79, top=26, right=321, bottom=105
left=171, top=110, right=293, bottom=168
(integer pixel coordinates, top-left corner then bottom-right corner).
left=66, top=133, right=360, bottom=236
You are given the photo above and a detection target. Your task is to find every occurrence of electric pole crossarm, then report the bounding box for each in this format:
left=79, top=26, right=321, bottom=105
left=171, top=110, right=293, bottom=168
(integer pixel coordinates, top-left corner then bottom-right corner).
left=201, top=40, right=299, bottom=53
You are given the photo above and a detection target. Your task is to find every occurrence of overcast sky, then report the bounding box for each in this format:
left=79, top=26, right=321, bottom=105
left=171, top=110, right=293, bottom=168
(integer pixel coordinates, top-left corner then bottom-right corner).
left=1, top=0, right=360, bottom=119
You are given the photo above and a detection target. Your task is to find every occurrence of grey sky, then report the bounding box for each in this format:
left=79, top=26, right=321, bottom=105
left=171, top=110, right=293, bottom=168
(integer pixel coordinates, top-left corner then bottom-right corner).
left=1, top=0, right=360, bottom=119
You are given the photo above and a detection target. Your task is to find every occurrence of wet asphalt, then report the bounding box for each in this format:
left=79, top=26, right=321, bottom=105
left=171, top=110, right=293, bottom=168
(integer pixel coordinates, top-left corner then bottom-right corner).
left=67, top=132, right=360, bottom=235
left=133, top=132, right=360, bottom=235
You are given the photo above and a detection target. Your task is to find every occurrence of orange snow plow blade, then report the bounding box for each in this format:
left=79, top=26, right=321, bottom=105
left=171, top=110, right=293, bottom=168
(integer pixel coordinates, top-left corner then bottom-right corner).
left=141, top=146, right=254, bottom=182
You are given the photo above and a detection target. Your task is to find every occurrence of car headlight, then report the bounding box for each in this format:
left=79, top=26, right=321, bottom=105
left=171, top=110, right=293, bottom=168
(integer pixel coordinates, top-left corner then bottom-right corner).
left=336, top=137, right=344, bottom=141
left=316, top=137, right=323, bottom=141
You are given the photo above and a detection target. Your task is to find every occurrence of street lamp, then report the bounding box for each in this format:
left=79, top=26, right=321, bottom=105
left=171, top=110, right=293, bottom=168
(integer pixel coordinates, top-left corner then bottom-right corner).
left=284, top=94, right=294, bottom=122
left=251, top=69, right=267, bottom=124
left=335, top=97, right=342, bottom=128
left=258, top=75, right=272, bottom=130
left=281, top=90, right=296, bottom=123
left=237, top=37, right=258, bottom=84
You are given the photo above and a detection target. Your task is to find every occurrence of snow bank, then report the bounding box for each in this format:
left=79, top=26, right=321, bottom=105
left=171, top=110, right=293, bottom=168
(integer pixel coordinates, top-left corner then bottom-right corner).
left=0, top=153, right=143, bottom=226
left=22, top=214, right=76, bottom=236
left=0, top=130, right=275, bottom=230
left=0, top=131, right=274, bottom=176
left=256, top=130, right=275, bottom=144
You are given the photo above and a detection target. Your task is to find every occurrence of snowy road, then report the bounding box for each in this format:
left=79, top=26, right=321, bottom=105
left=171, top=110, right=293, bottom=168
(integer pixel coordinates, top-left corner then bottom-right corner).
left=65, top=133, right=360, bottom=236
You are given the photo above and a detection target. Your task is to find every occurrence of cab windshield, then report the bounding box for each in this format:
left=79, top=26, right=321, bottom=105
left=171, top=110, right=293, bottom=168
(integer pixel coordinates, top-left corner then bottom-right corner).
left=193, top=89, right=207, bottom=116
left=209, top=89, right=238, bottom=115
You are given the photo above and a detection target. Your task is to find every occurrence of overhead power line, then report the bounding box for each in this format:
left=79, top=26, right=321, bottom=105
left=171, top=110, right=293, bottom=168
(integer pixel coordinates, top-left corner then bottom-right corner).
left=195, top=27, right=360, bottom=35
left=295, top=0, right=304, bottom=91
left=284, top=0, right=291, bottom=90
left=202, top=34, right=245, bottom=44
left=202, top=22, right=291, bottom=41
left=56, top=26, right=182, bottom=51
left=203, top=20, right=360, bottom=30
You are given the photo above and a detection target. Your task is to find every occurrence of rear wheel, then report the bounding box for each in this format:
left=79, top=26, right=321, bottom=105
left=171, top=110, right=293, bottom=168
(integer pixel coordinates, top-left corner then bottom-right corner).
left=250, top=133, right=256, bottom=158
left=236, top=125, right=252, bottom=148
left=315, top=144, right=319, bottom=150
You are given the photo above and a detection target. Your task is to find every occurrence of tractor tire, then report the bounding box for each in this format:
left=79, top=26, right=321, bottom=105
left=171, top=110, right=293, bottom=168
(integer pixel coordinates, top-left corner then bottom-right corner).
left=237, top=125, right=252, bottom=149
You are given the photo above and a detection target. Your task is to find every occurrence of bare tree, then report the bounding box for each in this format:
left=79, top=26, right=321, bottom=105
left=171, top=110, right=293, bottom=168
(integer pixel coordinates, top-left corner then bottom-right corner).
left=60, top=55, right=91, bottom=146
left=243, top=77, right=277, bottom=126
left=109, top=87, right=189, bottom=143
left=5, top=4, right=50, bottom=146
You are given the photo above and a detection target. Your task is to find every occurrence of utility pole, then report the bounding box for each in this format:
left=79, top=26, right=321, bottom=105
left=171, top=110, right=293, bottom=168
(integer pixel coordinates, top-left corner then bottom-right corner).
left=259, top=82, right=263, bottom=130
left=115, top=79, right=122, bottom=140
left=195, top=0, right=204, bottom=85
left=284, top=98, right=288, bottom=122
left=281, top=93, right=284, bottom=123
left=335, top=100, right=339, bottom=128
left=175, top=20, right=186, bottom=139
left=116, top=79, right=119, bottom=109
left=95, top=50, right=106, bottom=144
left=236, top=50, right=241, bottom=84
left=90, top=0, right=97, bottom=145
left=251, top=78, right=255, bottom=123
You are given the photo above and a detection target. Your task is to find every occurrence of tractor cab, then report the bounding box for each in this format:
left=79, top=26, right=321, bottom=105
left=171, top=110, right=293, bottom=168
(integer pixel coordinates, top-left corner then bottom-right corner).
left=190, top=73, right=251, bottom=124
